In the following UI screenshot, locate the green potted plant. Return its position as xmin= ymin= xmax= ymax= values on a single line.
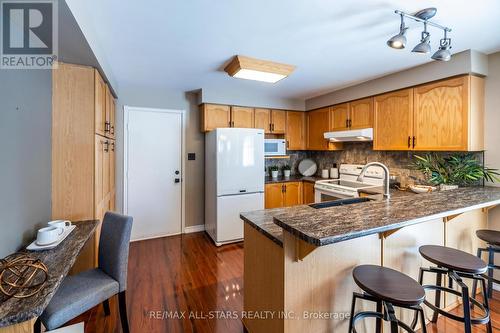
xmin=282 ymin=164 xmax=291 ymax=178
xmin=413 ymin=153 xmax=500 ymax=190
xmin=268 ymin=165 xmax=279 ymax=179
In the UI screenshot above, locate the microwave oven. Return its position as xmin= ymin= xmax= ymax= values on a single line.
xmin=264 ymin=139 xmax=286 ymax=156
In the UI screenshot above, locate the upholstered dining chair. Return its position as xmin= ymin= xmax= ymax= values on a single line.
xmin=36 ymin=212 xmax=133 ymax=333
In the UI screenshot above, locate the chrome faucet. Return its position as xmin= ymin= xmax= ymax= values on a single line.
xmin=357 ymin=162 xmax=391 ymax=199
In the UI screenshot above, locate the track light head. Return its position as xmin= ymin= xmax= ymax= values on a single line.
xmin=412 ymin=23 xmax=431 ymax=54
xmin=387 ymin=14 xmax=408 ymax=49
xmin=431 ymin=30 xmax=452 ymax=61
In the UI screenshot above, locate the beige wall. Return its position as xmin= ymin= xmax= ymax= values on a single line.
xmin=115 ymin=88 xmax=205 ymax=228
xmin=305 ymin=49 xmax=488 ymax=110
xmin=485 ymin=52 xmax=500 ymax=244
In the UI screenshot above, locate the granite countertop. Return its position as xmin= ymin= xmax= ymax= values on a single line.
xmin=272 ymin=187 xmax=500 ymax=246
xmin=0 ymin=220 xmax=98 ymax=327
xmin=265 ymin=175 xmax=325 ymax=184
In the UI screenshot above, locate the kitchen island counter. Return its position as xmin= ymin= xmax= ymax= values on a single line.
xmin=272 ymin=186 xmax=500 ymax=246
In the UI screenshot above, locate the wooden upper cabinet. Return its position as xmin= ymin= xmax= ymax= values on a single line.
xmin=254 ymin=108 xmax=271 ymax=133
xmin=200 ymin=104 xmax=231 ymax=132
xmin=373 ymin=89 xmax=414 ymax=151
xmin=104 ymin=85 xmax=116 ymax=139
xmin=265 ymin=183 xmax=284 ymax=209
xmin=413 ymin=76 xmax=470 ymax=151
xmin=307 ymin=108 xmax=342 ymax=150
xmin=350 ymin=97 xmax=373 ymax=129
xmin=286 ymin=111 xmax=306 ymax=150
xmin=271 ymin=110 xmax=286 ymax=134
xmin=330 ymin=103 xmax=350 ymax=131
xmin=94 ymin=70 xmax=106 ymax=136
xmin=231 ymin=106 xmax=254 ymax=128
xmin=283 ymin=182 xmax=302 ymax=207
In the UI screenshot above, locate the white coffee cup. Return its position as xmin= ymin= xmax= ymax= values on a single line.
xmin=36 ymin=226 xmax=64 ymax=246
xmin=48 ymin=220 xmax=72 ymax=230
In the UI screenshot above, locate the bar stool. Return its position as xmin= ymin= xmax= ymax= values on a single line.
xmin=348 ymin=265 xmax=427 ymax=333
xmin=472 ymin=229 xmax=500 ymax=298
xmin=418 ymin=245 xmax=492 ymax=333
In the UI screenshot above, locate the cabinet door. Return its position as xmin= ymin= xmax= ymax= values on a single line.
xmin=231 ymin=106 xmax=254 ymax=128
xmin=94 ymin=71 xmax=106 ymax=136
xmin=350 ymin=97 xmax=373 ymax=129
xmin=303 ymin=182 xmax=315 ymax=204
xmin=106 ymin=89 xmax=116 ymax=139
xmin=200 ymin=104 xmax=231 ymax=131
xmin=265 ymin=183 xmax=284 ymax=209
xmin=103 ymin=139 xmax=110 ymax=198
xmin=330 ymin=103 xmax=350 ymax=131
xmin=307 ymin=108 xmax=331 ymax=150
xmin=255 ymin=108 xmax=272 ymax=133
xmin=286 ymin=111 xmax=306 ymax=150
xmin=94 ymin=135 xmax=104 ymax=206
xmin=373 ymin=89 xmax=413 ymax=150
xmin=109 ymin=140 xmax=115 ymax=194
xmin=283 ymin=182 xmax=302 ymax=207
xmin=413 ymin=76 xmax=469 ymax=151
xmin=271 ymin=110 xmax=286 ymax=134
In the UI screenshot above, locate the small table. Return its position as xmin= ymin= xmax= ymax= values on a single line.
xmin=0 ymin=220 xmax=98 ymax=333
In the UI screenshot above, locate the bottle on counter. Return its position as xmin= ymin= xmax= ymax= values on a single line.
xmin=330 ymin=163 xmax=339 ymax=179
xmin=321 ymin=169 xmax=329 ymax=179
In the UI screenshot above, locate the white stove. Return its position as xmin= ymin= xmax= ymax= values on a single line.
xmin=314 ymin=164 xmax=385 ymax=202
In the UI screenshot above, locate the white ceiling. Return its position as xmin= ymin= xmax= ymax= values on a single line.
xmin=67 ymin=0 xmax=500 ymax=101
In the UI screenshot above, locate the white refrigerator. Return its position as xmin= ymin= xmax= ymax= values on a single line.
xmin=205 ymin=128 xmax=265 ymax=246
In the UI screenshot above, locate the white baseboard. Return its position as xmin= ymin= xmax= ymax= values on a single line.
xmin=493 ymin=282 xmax=500 ymax=292
xmin=184 ymin=224 xmax=205 ymax=233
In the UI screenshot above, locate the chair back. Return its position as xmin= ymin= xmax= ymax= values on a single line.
xmin=98 ymin=212 xmax=133 ymax=292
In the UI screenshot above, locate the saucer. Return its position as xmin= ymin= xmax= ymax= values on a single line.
xmin=27 ymin=225 xmax=76 ymax=251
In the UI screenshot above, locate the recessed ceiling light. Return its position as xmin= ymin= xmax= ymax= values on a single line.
xmin=224 ymin=55 xmax=295 ymax=83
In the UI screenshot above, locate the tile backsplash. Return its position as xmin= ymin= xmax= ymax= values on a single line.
xmin=265 ymin=142 xmax=484 ymax=186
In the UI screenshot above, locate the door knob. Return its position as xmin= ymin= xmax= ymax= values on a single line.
xmin=175 ymin=170 xmax=180 ymax=175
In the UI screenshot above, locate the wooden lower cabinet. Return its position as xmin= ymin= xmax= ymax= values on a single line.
xmin=302 ymin=182 xmax=315 ymax=204
xmin=265 ymin=182 xmax=303 ymax=209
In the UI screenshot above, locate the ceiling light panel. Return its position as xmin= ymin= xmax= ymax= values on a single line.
xmin=224 ymin=55 xmax=295 ymax=83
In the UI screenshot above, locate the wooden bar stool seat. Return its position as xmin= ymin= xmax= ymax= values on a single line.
xmin=420 ymin=245 xmax=487 ymax=274
xmin=417 ymin=245 xmax=492 ymax=333
xmin=477 ymin=229 xmax=500 ymax=246
xmin=349 ymin=265 xmax=427 ymax=333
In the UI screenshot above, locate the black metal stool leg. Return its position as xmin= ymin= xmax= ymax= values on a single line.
xmin=375 ymin=300 xmax=382 ymax=333
xmin=488 ymin=247 xmax=495 ymax=298
xmin=459 ymin=282 xmax=473 ymax=333
xmin=419 ymin=306 xmax=428 ymax=333
xmin=472 ymin=248 xmax=483 ymax=303
xmin=481 ymin=277 xmax=493 ymax=333
xmin=431 ymin=270 xmax=442 ymax=323
xmin=348 ymin=293 xmax=357 ymax=333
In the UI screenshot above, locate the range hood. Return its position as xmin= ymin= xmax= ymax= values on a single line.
xmin=324 ymin=128 xmax=373 ymax=142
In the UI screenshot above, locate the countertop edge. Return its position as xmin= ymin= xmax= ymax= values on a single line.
xmin=241 ymin=215 xmax=283 ymax=247
xmin=274 ymin=197 xmax=500 ymax=247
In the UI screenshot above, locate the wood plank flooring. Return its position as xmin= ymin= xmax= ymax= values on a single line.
xmin=66 ymin=232 xmax=500 ymax=332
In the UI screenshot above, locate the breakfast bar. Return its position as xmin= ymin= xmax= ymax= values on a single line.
xmin=240 ymin=187 xmax=500 ymax=333
xmin=0 ymin=220 xmax=98 ymax=333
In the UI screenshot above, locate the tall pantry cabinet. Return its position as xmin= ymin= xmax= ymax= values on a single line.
xmin=52 ymin=62 xmax=116 ymax=273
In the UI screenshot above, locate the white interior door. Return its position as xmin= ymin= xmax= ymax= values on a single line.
xmin=125 ymin=107 xmax=183 ymax=240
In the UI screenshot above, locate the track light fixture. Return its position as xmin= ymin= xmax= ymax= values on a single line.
xmin=387 ymin=14 xmax=408 ymax=49
xmin=431 ymin=30 xmax=452 ymax=61
xmin=388 ymin=8 xmax=452 ymax=61
xmin=412 ymin=22 xmax=431 ymax=54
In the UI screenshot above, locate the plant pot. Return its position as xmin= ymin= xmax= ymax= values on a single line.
xmin=283 ymin=170 xmax=291 ymax=178
xmin=439 ymin=184 xmax=459 ymax=191
xmin=271 ymin=170 xmax=279 ymax=179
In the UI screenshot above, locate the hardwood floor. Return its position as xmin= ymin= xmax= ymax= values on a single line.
xmin=66 ymin=232 xmax=500 ymax=332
